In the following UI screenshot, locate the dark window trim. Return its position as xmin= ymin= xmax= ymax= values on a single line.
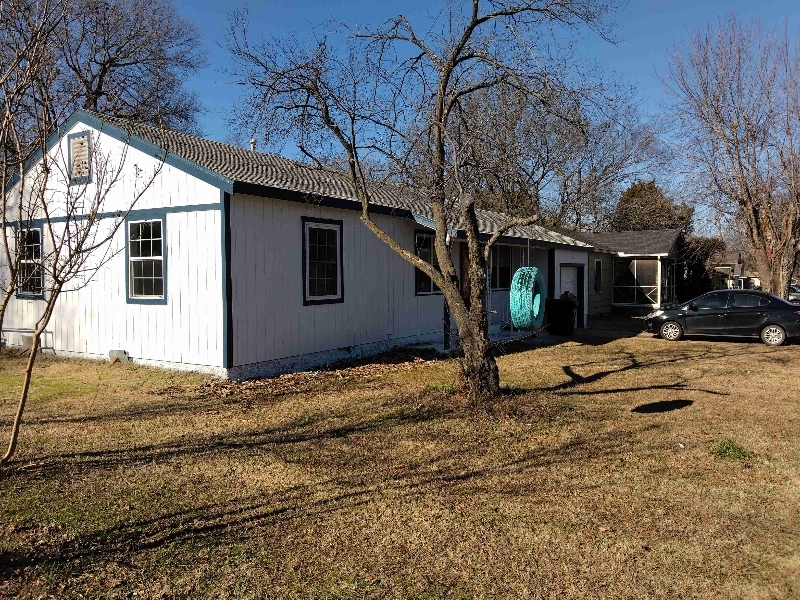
xmin=302 ymin=216 xmax=344 ymax=306
xmin=67 ymin=130 xmax=92 ymax=185
xmin=125 ymin=211 xmax=168 ymax=305
xmin=414 ymin=229 xmax=442 ymax=296
xmin=16 ymin=226 xmax=45 ymax=300
xmin=594 ymin=258 xmax=603 ymax=294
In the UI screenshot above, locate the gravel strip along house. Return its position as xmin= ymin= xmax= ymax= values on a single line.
xmin=1 ymin=110 xmax=593 ymax=378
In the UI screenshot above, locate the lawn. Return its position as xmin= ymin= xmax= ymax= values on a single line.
xmin=1 ymin=333 xmax=799 ymax=599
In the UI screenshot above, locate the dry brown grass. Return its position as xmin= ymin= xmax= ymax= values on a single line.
xmin=1 ymin=333 xmax=799 ymax=599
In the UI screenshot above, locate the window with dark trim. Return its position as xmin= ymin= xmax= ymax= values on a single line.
xmin=18 ymin=228 xmax=43 ymax=296
xmin=68 ymin=131 xmax=91 ymax=184
xmin=128 ymin=220 xmax=164 ymax=298
xmin=594 ymin=259 xmax=602 ymax=294
xmin=303 ymin=218 xmax=343 ymax=304
xmin=414 ymin=232 xmax=440 ymax=295
xmin=490 ymin=245 xmax=511 ymax=290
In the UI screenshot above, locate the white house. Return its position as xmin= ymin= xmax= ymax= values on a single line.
xmin=1 ymin=110 xmax=593 ymax=379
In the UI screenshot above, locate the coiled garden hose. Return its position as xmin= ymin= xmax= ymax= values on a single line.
xmin=510 ymin=267 xmax=545 ymax=331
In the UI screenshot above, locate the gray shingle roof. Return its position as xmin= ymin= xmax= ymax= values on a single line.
xmin=710 ymin=250 xmax=742 ymax=266
xmin=558 ymin=228 xmax=683 ymax=255
xmin=85 ymin=110 xmax=589 ymax=249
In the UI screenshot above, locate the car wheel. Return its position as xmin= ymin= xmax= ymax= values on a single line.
xmin=659 ymin=321 xmax=683 ymax=341
xmin=760 ymin=324 xmax=786 ymax=346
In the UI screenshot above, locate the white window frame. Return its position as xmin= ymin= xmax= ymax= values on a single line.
xmin=128 ymin=218 xmax=165 ymax=300
xmin=304 ymin=220 xmax=342 ymax=303
xmin=17 ymin=227 xmax=44 ymax=297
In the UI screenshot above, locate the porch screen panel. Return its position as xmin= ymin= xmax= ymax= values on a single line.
xmin=613 ymin=258 xmax=659 ymax=305
xmin=613 ymin=258 xmax=635 ymax=304
xmin=635 ymin=259 xmax=658 ymax=304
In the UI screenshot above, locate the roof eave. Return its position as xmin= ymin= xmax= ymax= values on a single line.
xmin=8 ymin=109 xmax=235 ymax=194
xmin=615 ymin=252 xmax=670 ymax=258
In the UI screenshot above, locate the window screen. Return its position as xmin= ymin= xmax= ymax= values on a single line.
xmin=18 ymin=229 xmax=43 ymax=295
xmin=594 ymin=259 xmax=602 ymax=294
xmin=415 ymin=233 xmax=440 ymax=294
xmin=307 ymin=226 xmax=339 ymax=298
xmin=129 ymin=220 xmax=164 ymax=298
xmin=303 ymin=219 xmax=342 ymax=302
xmin=491 ymin=245 xmax=511 ymax=289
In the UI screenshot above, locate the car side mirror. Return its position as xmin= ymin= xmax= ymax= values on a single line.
xmin=688 ymin=302 xmax=698 ymax=311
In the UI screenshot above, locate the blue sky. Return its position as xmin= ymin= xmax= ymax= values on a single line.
xmin=175 ymin=0 xmax=800 ymax=144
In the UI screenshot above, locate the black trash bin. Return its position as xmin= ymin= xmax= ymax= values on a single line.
xmin=546 ymin=297 xmax=578 ymax=336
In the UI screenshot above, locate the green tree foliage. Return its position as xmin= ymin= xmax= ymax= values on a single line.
xmin=609 ymin=180 xmax=693 ymax=233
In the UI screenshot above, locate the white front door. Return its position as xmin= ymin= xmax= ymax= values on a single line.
xmin=560 ymin=266 xmax=578 ymax=328
xmin=560 ymin=266 xmax=578 ymax=296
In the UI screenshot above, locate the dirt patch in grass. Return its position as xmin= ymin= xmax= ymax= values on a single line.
xmin=1 ymin=339 xmax=799 ymax=598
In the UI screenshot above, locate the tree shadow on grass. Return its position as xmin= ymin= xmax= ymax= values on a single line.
xmin=537 ymin=350 xmax=737 ymax=398
xmin=2 ymin=340 xmax=775 ymax=592
xmin=0 ymin=417 xmax=665 ymax=581
xmin=632 ymin=399 xmax=694 ymax=414
xmin=7 ymin=402 xmax=452 ymax=479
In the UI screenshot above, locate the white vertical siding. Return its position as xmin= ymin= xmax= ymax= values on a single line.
xmin=2 ymin=209 xmax=224 ymax=369
xmin=230 ymin=194 xmax=447 ymax=367
xmin=228 ymin=196 xmax=578 ymax=370
xmin=2 ymin=120 xmax=225 ymax=371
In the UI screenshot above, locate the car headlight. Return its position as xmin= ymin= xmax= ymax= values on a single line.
xmin=646 ymin=310 xmax=665 ymax=319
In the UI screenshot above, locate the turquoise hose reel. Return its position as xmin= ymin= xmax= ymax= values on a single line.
xmin=510 ymin=267 xmax=545 ymax=330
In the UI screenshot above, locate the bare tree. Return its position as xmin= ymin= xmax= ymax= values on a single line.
xmin=226 ymin=0 xmax=622 ymax=400
xmin=51 ymin=0 xmax=205 ymax=133
xmin=447 ymin=83 xmax=670 ymax=232
xmin=0 ymin=0 xmax=167 ymax=465
xmin=545 ymin=103 xmax=667 ymax=231
xmin=1 ymin=113 xmax=164 ymax=467
xmin=2 ymin=0 xmax=201 ymax=340
xmin=664 ymin=15 xmax=800 ymax=297
xmin=463 ymin=86 xmax=580 ymax=220
xmin=0 ymin=0 xmax=68 ymax=343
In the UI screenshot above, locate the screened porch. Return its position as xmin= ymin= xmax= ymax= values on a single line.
xmin=612 ymin=257 xmax=676 ymax=308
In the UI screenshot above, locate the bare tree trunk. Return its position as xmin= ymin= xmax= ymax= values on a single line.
xmin=0 ymin=292 xmax=11 ymax=344
xmin=773 ymin=247 xmax=796 ymax=297
xmin=458 ymin=319 xmax=500 ymax=400
xmin=0 ymin=325 xmax=44 ymax=467
xmin=753 ymin=244 xmax=796 ymax=297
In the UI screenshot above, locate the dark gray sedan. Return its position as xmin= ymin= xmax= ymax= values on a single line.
xmin=645 ymin=289 xmax=800 ymax=346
